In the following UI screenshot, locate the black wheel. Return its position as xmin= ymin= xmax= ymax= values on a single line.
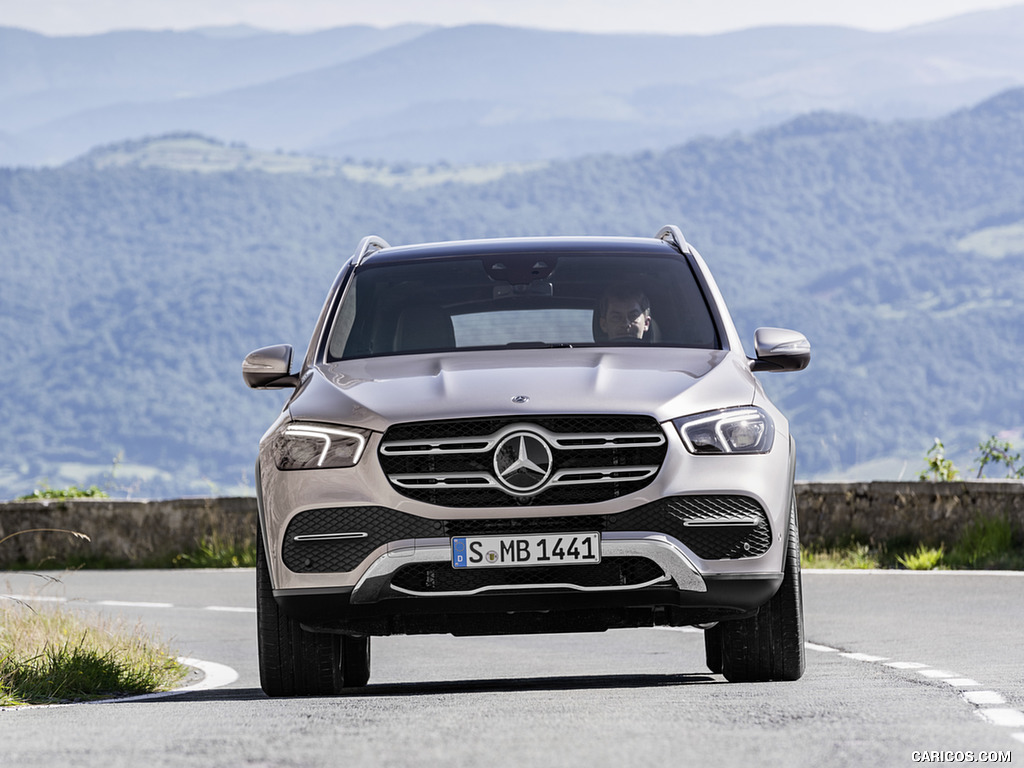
xmin=342 ymin=635 xmax=372 ymax=688
xmin=257 ymin=522 xmax=345 ymax=697
xmin=719 ymin=496 xmax=805 ymax=682
xmin=703 ymin=624 xmax=723 ymax=674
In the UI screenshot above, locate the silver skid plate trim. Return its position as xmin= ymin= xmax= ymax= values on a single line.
xmin=349 ymin=532 xmax=706 ymax=604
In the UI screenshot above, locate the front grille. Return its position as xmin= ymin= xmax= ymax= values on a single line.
xmin=280 ymin=495 xmax=771 ymax=573
xmin=379 ymin=415 xmax=668 ymax=507
xmin=390 ymin=557 xmax=666 ymax=593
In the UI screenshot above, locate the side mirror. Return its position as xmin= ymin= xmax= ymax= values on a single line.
xmin=750 ymin=328 xmax=810 ymax=372
xmin=243 ymin=344 xmax=300 ymax=389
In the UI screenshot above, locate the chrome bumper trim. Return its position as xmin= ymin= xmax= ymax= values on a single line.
xmin=293 ymin=531 xmax=368 ymax=542
xmin=350 ymin=532 xmax=706 ymax=604
xmin=390 ymin=575 xmax=670 ymax=598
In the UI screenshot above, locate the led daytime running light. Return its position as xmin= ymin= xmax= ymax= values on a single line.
xmin=675 ymin=407 xmax=774 ymax=455
xmin=282 ymin=425 xmax=367 ymax=467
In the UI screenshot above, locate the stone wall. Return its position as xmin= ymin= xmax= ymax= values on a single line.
xmin=1 ymin=482 xmax=1022 ymax=568
xmin=0 ymin=497 xmax=257 ymax=568
xmin=797 ymin=481 xmax=1024 ymax=546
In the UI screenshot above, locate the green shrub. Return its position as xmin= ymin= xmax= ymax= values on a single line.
xmin=920 ymin=434 xmax=1024 ymax=481
xmin=896 ymin=544 xmax=945 ymax=570
xmin=918 ymin=438 xmax=960 ymax=481
xmin=974 ymin=437 xmax=1024 ymax=479
xmin=17 ymin=485 xmax=109 ymax=500
xmin=947 ymin=516 xmax=1017 ymax=569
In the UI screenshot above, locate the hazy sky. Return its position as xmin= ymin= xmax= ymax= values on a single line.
xmin=2 ymin=0 xmax=1020 ymax=37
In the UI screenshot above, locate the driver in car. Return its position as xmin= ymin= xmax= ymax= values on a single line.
xmin=599 ymin=285 xmax=651 ymax=341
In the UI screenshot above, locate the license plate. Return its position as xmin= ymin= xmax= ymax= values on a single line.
xmin=452 ymin=532 xmax=601 ymax=568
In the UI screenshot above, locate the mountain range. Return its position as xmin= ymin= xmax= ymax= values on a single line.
xmin=4 ymin=5 xmax=1024 ymax=166
xmin=1 ymin=84 xmax=1023 ymax=499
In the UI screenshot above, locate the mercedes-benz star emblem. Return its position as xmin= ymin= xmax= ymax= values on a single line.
xmin=493 ymin=431 xmax=553 ymax=494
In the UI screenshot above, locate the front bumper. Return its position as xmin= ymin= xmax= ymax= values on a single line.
xmin=276 ymin=570 xmax=784 ymax=637
xmin=257 ymin=418 xmax=796 ymax=635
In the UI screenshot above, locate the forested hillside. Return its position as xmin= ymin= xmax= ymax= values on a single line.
xmin=1 ymin=89 xmax=1023 ymax=498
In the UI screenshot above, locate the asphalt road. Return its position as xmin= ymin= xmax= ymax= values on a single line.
xmin=3 ymin=568 xmax=1023 ymax=767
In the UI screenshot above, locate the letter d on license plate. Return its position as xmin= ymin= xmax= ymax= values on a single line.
xmin=451 ymin=532 xmax=600 ymax=569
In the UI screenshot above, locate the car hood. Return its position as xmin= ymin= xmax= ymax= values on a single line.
xmin=288 ymin=348 xmax=756 ymax=431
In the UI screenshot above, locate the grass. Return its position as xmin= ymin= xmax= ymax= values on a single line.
xmin=2 ymin=527 xmax=189 ymax=705
xmin=802 ymin=516 xmax=1024 ymax=571
xmin=801 ymin=542 xmax=881 ymax=569
xmin=0 ymin=597 xmax=188 ymax=706
xmin=3 ymin=532 xmax=257 ymax=571
xmin=171 ymin=533 xmax=256 ymax=568
xmin=946 ymin=516 xmax=1018 ymax=569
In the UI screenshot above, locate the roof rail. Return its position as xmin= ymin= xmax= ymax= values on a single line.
xmin=655 ymin=225 xmax=692 ymax=255
xmin=353 ymin=235 xmax=390 ymax=266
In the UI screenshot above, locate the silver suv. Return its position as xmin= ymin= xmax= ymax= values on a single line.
xmin=244 ymin=226 xmax=810 ymax=696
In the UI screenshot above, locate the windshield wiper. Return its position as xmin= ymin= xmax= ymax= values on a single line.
xmin=504 ymin=342 xmax=576 ymax=349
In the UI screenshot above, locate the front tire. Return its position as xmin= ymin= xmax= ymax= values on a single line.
xmin=257 ymin=522 xmax=351 ymax=696
xmin=719 ymin=496 xmax=805 ymax=682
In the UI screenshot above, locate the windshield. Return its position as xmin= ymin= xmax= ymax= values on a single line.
xmin=326 ymin=252 xmax=720 ymax=360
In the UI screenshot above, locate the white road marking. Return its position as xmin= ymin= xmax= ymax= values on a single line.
xmin=841 ymin=652 xmax=889 ymax=662
xmin=918 ymin=668 xmax=957 ymax=678
xmin=90 ymin=657 xmax=240 ymax=704
xmin=179 ymin=657 xmax=240 ymax=689
xmin=805 ymin=639 xmax=1024 ymax=740
xmin=651 ymin=626 xmax=701 ymax=633
xmin=2 ymin=593 xmax=252 ymax=614
xmin=804 ymin=642 xmax=838 ymax=652
xmin=204 ymin=605 xmax=257 ymax=613
xmin=976 ymin=709 xmax=1024 ymax=728
xmin=962 ymin=691 xmax=1006 ymax=706
xmin=5 ymin=658 xmax=240 ymax=709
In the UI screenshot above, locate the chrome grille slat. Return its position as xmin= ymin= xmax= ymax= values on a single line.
xmin=389 ymin=466 xmax=660 ymax=489
xmin=380 ymin=423 xmax=665 ymax=456
xmin=379 ymin=415 xmax=668 ymax=507
xmin=390 ymin=473 xmax=500 ymax=489
xmin=682 ymin=516 xmax=760 ymax=527
xmin=549 ymin=466 xmax=659 ymax=484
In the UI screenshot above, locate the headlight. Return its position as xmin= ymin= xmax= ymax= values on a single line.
xmin=674 ymin=407 xmax=775 ymax=455
xmin=269 ymin=422 xmax=370 ymax=470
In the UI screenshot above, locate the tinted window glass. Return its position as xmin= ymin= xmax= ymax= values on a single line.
xmin=326 ymin=253 xmax=719 ymax=360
